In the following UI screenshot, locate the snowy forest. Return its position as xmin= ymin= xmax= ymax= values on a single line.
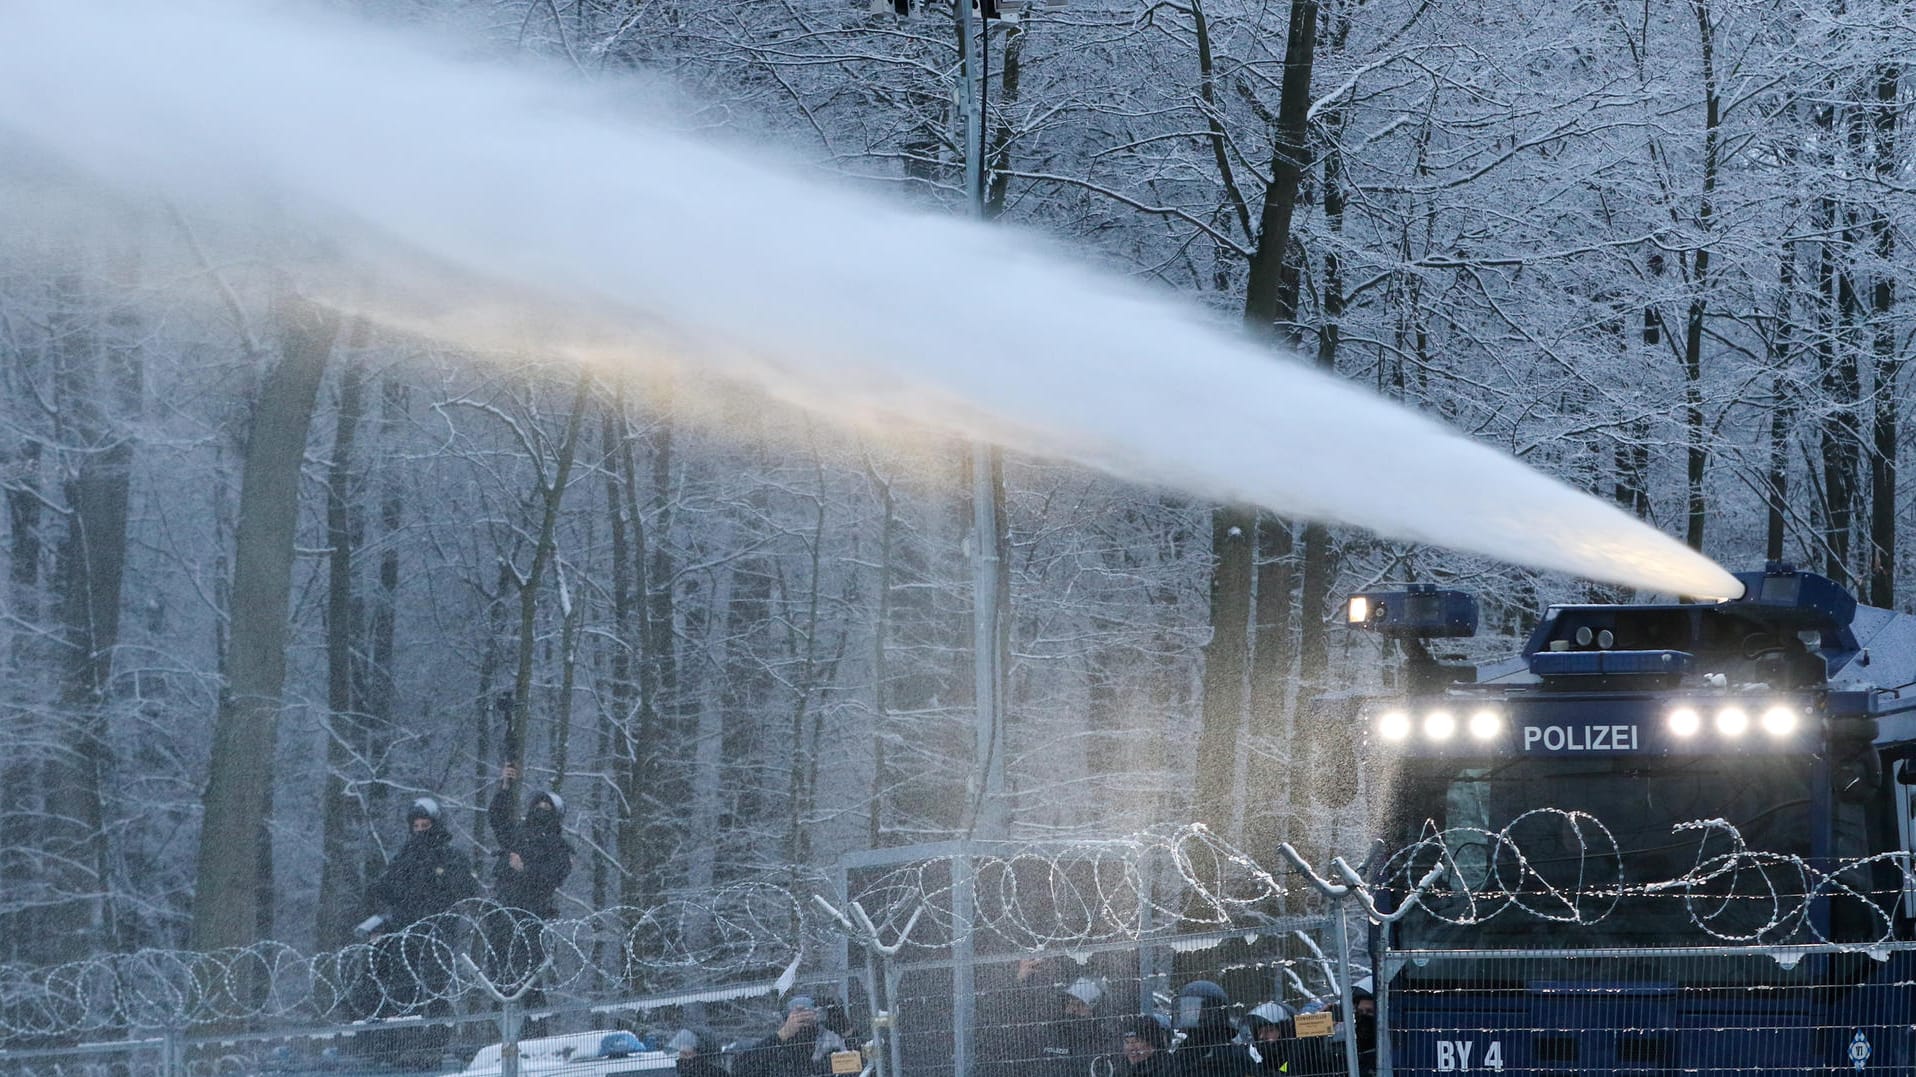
xmin=1 ymin=0 xmax=1910 ymax=973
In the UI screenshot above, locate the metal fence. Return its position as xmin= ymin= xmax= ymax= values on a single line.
xmin=0 ymin=976 xmax=844 ymax=1077
xmin=11 ymin=829 xmax=1915 ymax=1077
xmin=879 ymin=913 xmax=1365 ymax=1077
xmin=1378 ymin=942 xmax=1916 ymax=1075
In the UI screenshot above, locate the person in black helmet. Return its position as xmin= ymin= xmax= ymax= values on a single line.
xmin=1117 ymin=1014 xmax=1173 ymax=1077
xmin=364 ymin=796 xmax=476 ymax=1020
xmin=1244 ymin=1001 xmax=1339 ymax=1076
xmin=1168 ymin=981 xmax=1258 ymax=1077
xmin=484 ymin=763 xmax=573 ymax=1000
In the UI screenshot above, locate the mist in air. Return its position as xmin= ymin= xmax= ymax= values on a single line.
xmin=0 ymin=0 xmax=1742 ymax=600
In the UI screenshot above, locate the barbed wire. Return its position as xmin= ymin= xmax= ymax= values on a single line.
xmin=1375 ymin=809 xmax=1916 ymax=946
xmin=836 ymin=825 xmax=1317 ymax=953
xmin=0 ymin=827 xmax=1308 ymax=1042
xmin=0 ymin=884 xmax=812 ymax=1042
xmin=14 ymin=818 xmax=1902 ymax=1043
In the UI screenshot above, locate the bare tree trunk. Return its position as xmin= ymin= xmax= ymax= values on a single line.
xmin=598 ymin=402 xmax=636 ymax=911
xmin=46 ymin=271 xmax=141 ymax=959
xmin=1865 ymin=62 xmax=1899 ymax=607
xmin=983 ymin=18 xmax=1024 ymax=220
xmin=1194 ymin=0 xmax=1319 ymax=852
xmin=191 ymin=294 xmax=337 ymax=953
xmin=1243 ymin=515 xmax=1294 ymax=856
xmin=364 ymin=375 xmax=404 ymax=875
xmin=865 ymin=462 xmax=897 ymax=848
xmin=616 ymin=403 xmax=674 ymax=912
xmin=504 ymin=374 xmax=591 ymax=772
xmin=1766 ymin=244 xmax=1798 ymax=561
xmin=1194 ymin=509 xmax=1252 ymax=840
xmin=317 ymin=340 xmax=367 ymax=950
xmin=1680 ymin=0 xmax=1720 ymax=552
xmin=1240 ymin=0 xmax=1320 ymax=336
xmin=1816 ymin=191 xmax=1862 ymax=584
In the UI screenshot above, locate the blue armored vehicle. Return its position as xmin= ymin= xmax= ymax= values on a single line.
xmin=1350 ymin=563 xmax=1916 ymax=1075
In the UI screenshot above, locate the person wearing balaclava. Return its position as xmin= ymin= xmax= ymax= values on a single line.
xmin=731 ymin=995 xmax=848 ymax=1077
xmin=1347 ymin=981 xmax=1377 ymax=1077
xmin=364 ymin=796 xmax=476 ymax=1020
xmin=1168 ymin=980 xmax=1258 ymax=1077
xmin=484 ymin=762 xmax=573 ymax=1001
xmin=668 ymin=1028 xmax=732 ymax=1077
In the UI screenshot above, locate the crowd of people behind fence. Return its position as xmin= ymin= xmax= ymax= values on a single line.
xmin=972 ymin=958 xmax=1377 ymax=1077
xmin=643 ymin=972 xmax=1374 ymax=1077
xmin=354 ymin=772 xmax=1370 ymax=1076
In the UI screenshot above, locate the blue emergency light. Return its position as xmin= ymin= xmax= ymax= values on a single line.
xmin=1345 ymin=584 xmax=1478 ymax=639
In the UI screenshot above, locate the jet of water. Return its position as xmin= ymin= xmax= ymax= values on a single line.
xmin=0 ymin=0 xmax=1742 ymax=600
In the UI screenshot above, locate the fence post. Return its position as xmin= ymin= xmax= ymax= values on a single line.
xmin=161 ymin=1026 xmax=187 ymax=1077
xmin=883 ymin=957 xmax=906 ymax=1077
xmin=1374 ymin=939 xmax=1396 ymax=1077
xmin=950 ymin=852 xmax=974 ymax=1077
xmin=1334 ymin=904 xmax=1360 ymax=1077
xmin=811 ymin=894 xmax=923 ymax=1077
xmin=1135 ymin=848 xmax=1157 ymax=1015
xmin=498 ymin=998 xmax=523 ymax=1077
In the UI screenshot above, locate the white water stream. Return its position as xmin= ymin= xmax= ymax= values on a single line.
xmin=0 ymin=0 xmax=1741 ymax=599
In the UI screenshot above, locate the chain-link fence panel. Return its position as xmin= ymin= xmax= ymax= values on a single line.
xmin=1381 ymin=942 xmax=1916 ymax=1075
xmin=0 ymin=1038 xmax=170 ymax=1077
xmin=887 ymin=915 xmax=1365 ymax=1077
xmin=525 ymin=973 xmax=866 ymax=1070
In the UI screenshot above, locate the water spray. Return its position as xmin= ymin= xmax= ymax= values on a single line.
xmin=0 ymin=0 xmax=1743 ymax=599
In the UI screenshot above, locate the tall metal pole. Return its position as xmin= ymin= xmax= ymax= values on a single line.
xmin=957 ymin=0 xmax=1007 ymax=841
xmin=957 ymin=0 xmax=985 ymax=216
xmin=955 ymin=12 xmax=1006 ymax=1077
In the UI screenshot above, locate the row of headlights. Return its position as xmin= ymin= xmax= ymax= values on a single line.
xmin=1373 ymin=703 xmax=1806 ymax=743
xmin=1665 ymin=704 xmax=1801 ymax=738
xmin=1374 ymin=709 xmax=1503 ymax=743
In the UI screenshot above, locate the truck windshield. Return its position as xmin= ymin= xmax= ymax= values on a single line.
xmin=1382 ymin=754 xmax=1816 ymax=950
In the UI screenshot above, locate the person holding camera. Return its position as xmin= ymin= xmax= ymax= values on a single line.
xmin=484 ymin=762 xmax=572 ymax=1000
xmin=730 ymin=996 xmax=850 ymax=1077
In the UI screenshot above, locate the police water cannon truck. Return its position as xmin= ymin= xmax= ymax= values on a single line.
xmin=1346 ymin=563 xmax=1916 ymax=1074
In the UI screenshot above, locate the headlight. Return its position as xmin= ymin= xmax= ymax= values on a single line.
xmin=1715 ymin=706 xmax=1750 ymax=737
xmin=1347 ymin=596 xmax=1371 ymax=624
xmin=1377 ymin=711 xmax=1411 ymax=741
xmin=1423 ymin=710 xmax=1457 ymax=741
xmin=1668 ymin=707 xmax=1701 ymax=737
xmin=1760 ymin=705 xmax=1798 ymax=737
xmin=1467 ymin=709 xmax=1502 ymax=741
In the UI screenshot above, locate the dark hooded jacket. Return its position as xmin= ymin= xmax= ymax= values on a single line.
xmin=487 ymin=786 xmax=572 ymax=916
xmin=368 ymin=824 xmax=476 ymax=928
xmin=1119 ymin=1015 xmax=1174 ymax=1077
xmin=671 ymin=1028 xmax=733 ymax=1077
xmin=1169 ymin=1016 xmax=1259 ymax=1077
xmin=1032 ymin=1005 xmax=1110 ymax=1077
xmin=728 ymin=1026 xmax=843 ymax=1077
xmin=1251 ymin=1023 xmax=1342 ymax=1076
